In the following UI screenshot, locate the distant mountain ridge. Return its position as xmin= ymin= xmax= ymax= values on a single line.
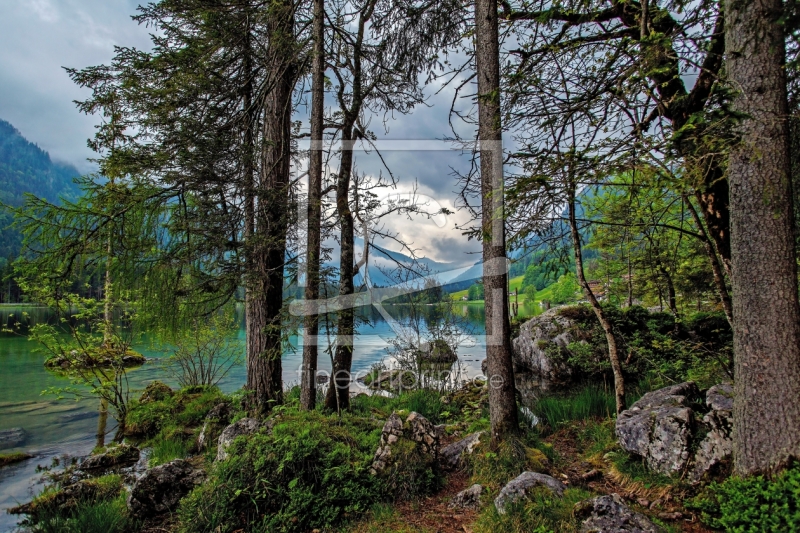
xmin=0 ymin=119 xmax=81 ymax=264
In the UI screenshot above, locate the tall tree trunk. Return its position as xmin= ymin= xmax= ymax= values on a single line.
xmin=567 ymin=183 xmax=626 ymax=414
xmin=726 ymin=0 xmax=800 ymax=475
xmin=323 ymin=0 xmax=374 ymax=412
xmin=474 ymin=0 xmax=519 ymax=442
xmin=246 ymin=0 xmax=296 ymax=413
xmin=325 ymin=130 xmax=355 ymax=412
xmin=301 ymin=0 xmax=325 ymax=410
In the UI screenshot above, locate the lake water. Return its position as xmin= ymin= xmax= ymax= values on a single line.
xmin=0 ymin=302 xmax=540 ymax=531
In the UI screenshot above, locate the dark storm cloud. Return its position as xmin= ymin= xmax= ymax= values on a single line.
xmin=0 ymin=0 xmax=151 ymax=171
xmin=0 ymin=1 xmax=483 ymax=261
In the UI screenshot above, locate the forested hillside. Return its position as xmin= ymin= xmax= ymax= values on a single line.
xmin=0 ymin=119 xmax=80 ymax=270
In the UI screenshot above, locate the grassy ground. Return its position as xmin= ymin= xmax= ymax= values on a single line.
xmin=0 ymin=452 xmax=33 ymax=467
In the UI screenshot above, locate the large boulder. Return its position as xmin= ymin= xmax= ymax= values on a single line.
xmin=615 ymin=382 xmax=699 ymax=475
xmin=615 ymin=382 xmax=734 ymax=480
xmin=449 ymin=483 xmax=483 ymax=509
xmin=576 ymin=494 xmax=663 ymax=533
xmin=439 ymin=431 xmax=484 ymax=470
xmin=511 ymin=308 xmax=577 ymax=383
xmin=127 ymin=459 xmax=205 ymax=517
xmin=216 ymin=418 xmax=269 ymax=461
xmin=689 ymin=383 xmax=733 ymax=481
xmin=494 ymin=472 xmax=566 ymax=515
xmin=80 ymin=444 xmax=140 ymax=471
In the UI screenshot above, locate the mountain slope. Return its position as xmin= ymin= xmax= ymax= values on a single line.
xmin=0 ymin=119 xmax=81 ymax=263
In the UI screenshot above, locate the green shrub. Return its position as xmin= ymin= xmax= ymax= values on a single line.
xmin=534 ymin=386 xmax=616 ymax=430
xmin=177 ymin=410 xmax=384 ymax=533
xmin=473 ymin=487 xmax=593 ymax=533
xmin=687 ymin=464 xmax=800 ymax=532
xmin=469 ymin=435 xmax=552 ymax=491
xmin=125 ymin=385 xmax=228 ymax=438
xmin=24 ymin=490 xmax=134 ymax=533
xmin=148 ymin=429 xmax=192 ymax=466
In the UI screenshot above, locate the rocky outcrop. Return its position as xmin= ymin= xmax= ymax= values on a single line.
xmin=370 ymin=411 xmax=441 ymax=474
xmin=616 ymin=382 xmax=734 ymax=480
xmin=439 ymin=431 xmax=484 ymax=470
xmin=449 ymin=484 xmax=482 ymax=509
xmin=127 ymin=459 xmax=205 ymax=517
xmin=197 ymin=402 xmax=234 ymax=451
xmin=494 ymin=472 xmax=566 ymax=515
xmin=576 ymin=494 xmax=663 ymax=533
xmin=0 ymin=427 xmax=27 ymax=450
xmin=511 ymin=308 xmax=577 ymax=383
xmin=216 ymin=418 xmax=270 ymax=461
xmin=416 ymin=340 xmax=457 ymax=364
xmin=689 ymin=383 xmax=733 ymax=481
xmin=80 ymin=444 xmax=140 ymax=471
xmin=615 ymin=382 xmax=698 ymax=475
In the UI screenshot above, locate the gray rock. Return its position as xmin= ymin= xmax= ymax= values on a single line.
xmin=81 ymin=444 xmax=140 ymax=470
xmin=706 ymin=383 xmax=733 ymax=412
xmin=197 ymin=403 xmax=234 ymax=451
xmin=689 ymin=384 xmax=733 ymax=481
xmin=511 ymin=308 xmax=576 ymax=382
xmin=127 ymin=459 xmax=205 ymax=517
xmin=577 ymin=494 xmax=663 ymax=533
xmin=615 ymin=382 xmax=699 ymax=475
xmin=370 ymin=412 xmax=440 ymax=474
xmin=449 ymin=483 xmax=482 ymax=509
xmin=0 ymin=427 xmax=27 ymax=450
xmin=494 ymin=472 xmax=566 ymax=514
xmin=216 ymin=418 xmax=268 ymax=461
xmin=439 ymin=431 xmax=484 ymax=470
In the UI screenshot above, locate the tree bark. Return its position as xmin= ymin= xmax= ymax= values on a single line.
xmin=726 ymin=0 xmax=800 ymax=475
xmin=475 ymin=0 xmax=519 ymax=442
xmin=301 ymin=0 xmax=325 ymax=411
xmin=323 ymin=0 xmax=375 ymax=412
xmin=567 ymin=182 xmax=626 ymax=414
xmin=246 ymin=0 xmax=296 ymax=413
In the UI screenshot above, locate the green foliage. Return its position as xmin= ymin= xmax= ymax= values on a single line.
xmin=524 ymin=284 xmax=537 ymax=302
xmin=469 ymin=435 xmax=552 ymax=491
xmin=547 ymin=273 xmax=580 ymax=305
xmin=159 ymin=311 xmax=243 ymax=388
xmin=687 ymin=464 xmax=800 ymax=532
xmin=125 ymin=385 xmax=228 ymax=438
xmin=351 ymin=388 xmax=448 ymax=424
xmin=177 ymin=410 xmax=383 ymax=533
xmin=467 ymin=282 xmax=484 ymax=301
xmin=534 ymin=386 xmax=616 ymax=430
xmin=473 ymin=487 xmax=593 ymax=533
xmin=25 ymin=493 xmax=134 ymax=533
xmin=554 ymin=304 xmax=731 ymax=387
xmin=148 ymin=431 xmax=192 ymax=467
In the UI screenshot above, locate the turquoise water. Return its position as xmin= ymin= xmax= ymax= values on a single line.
xmin=0 ymin=302 xmax=510 ymax=530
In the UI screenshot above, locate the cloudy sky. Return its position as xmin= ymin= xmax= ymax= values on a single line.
xmin=0 ymin=0 xmax=484 ymax=268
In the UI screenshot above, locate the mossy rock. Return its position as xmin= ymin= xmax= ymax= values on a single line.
xmin=414 ymin=339 xmax=457 ymax=364
xmin=44 ymin=346 xmax=145 ymax=370
xmin=140 ymin=381 xmax=174 ymax=404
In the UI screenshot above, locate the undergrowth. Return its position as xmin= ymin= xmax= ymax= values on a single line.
xmin=687 ymin=463 xmax=800 ymax=532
